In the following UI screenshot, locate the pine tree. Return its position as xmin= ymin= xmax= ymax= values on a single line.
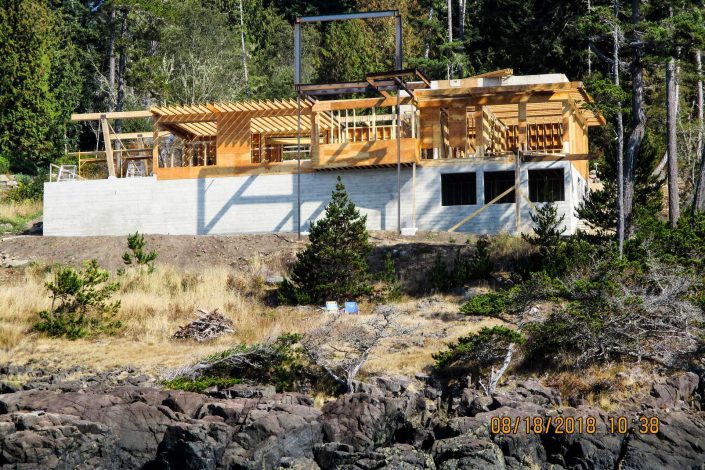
xmin=0 ymin=0 xmax=57 ymax=173
xmin=522 ymin=202 xmax=565 ymax=257
xmin=279 ymin=176 xmax=372 ymax=304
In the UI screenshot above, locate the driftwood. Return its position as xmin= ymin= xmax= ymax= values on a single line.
xmin=173 ymin=308 xmax=234 ymax=342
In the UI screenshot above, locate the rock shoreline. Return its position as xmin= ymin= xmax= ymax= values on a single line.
xmin=0 ymin=366 xmax=704 ymax=469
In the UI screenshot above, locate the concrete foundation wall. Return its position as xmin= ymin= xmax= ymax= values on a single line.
xmin=44 ymin=161 xmax=585 ymax=236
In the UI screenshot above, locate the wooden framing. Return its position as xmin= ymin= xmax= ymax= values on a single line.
xmin=68 ymin=72 xmax=604 ymax=181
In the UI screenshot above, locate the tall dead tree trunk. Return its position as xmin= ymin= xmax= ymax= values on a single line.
xmin=588 ymin=0 xmax=592 ymax=75
xmin=424 ymin=7 xmax=433 ymax=59
xmin=238 ymin=0 xmax=249 ymax=97
xmin=613 ymin=0 xmax=625 ymax=255
xmin=447 ymin=0 xmax=453 ymax=80
xmin=624 ymin=0 xmax=646 ymax=235
xmin=666 ymin=58 xmax=680 ymax=226
xmin=458 ymin=0 xmax=466 ymax=40
xmin=108 ymin=7 xmax=116 ymax=95
xmin=694 ymin=50 xmax=705 ymax=213
xmin=115 ymin=9 xmax=128 ymax=134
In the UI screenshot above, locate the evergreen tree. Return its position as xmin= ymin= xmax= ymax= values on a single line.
xmin=0 ymin=0 xmax=60 ymax=172
xmin=279 ymin=176 xmax=372 ymax=304
xmin=523 ymin=202 xmax=565 ymax=257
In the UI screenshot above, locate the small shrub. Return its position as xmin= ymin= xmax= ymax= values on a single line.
xmin=377 ymin=252 xmax=402 ymax=301
xmin=278 ymin=177 xmax=373 ymax=304
xmin=0 ymin=156 xmax=9 ymax=174
xmin=162 ymin=376 xmax=242 ymax=393
xmin=522 ymin=202 xmax=565 ymax=257
xmin=429 ymin=252 xmax=450 ymax=292
xmin=467 ymin=237 xmax=494 ymax=279
xmin=433 ymin=326 xmax=524 ymax=391
xmin=430 ymin=238 xmax=494 ymax=294
xmin=34 ymin=259 xmax=122 ymax=339
xmin=460 ymin=291 xmax=508 ymax=317
xmin=180 ymin=333 xmax=309 ymax=392
xmin=122 ymin=232 xmax=157 ymax=272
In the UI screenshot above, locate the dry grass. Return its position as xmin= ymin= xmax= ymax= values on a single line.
xmin=0 ymin=199 xmax=42 ymax=231
xmin=0 ymin=257 xmax=491 ymax=379
xmin=364 ymin=295 xmax=505 ymax=376
xmin=0 ymin=259 xmax=314 ymax=373
xmin=545 ymin=363 xmax=653 ymax=411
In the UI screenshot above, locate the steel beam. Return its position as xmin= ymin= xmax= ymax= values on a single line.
xmin=296 ymin=10 xmax=398 ymax=23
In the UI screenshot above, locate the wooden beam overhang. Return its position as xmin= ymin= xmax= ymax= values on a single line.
xmin=521 ymin=152 xmax=598 ymax=162
xmin=71 ymin=110 xmax=152 ymax=121
xmin=470 ymin=68 xmax=513 ymax=79
xmin=110 ymin=131 xmax=170 ymax=141
xmin=311 ymin=96 xmax=414 ymax=112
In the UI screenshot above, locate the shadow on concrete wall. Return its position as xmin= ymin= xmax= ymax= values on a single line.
xmin=196 ymin=167 xmax=339 ymax=235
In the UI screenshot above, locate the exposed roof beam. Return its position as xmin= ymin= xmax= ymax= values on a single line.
xmin=71 ymin=110 xmax=152 ymax=121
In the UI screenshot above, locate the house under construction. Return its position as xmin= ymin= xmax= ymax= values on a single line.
xmin=45 ymin=64 xmax=604 ymax=237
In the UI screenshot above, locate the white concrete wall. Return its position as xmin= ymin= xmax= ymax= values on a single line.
xmin=44 ymin=161 xmax=584 ymax=236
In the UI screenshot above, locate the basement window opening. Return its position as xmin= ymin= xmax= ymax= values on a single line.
xmin=528 ymin=169 xmax=565 ymax=202
xmin=441 ymin=172 xmax=477 ymax=206
xmin=484 ymin=171 xmax=516 ymax=204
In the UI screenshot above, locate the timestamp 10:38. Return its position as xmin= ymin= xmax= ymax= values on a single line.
xmin=490 ymin=415 xmax=660 ymax=435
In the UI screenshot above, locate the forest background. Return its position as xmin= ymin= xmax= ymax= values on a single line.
xmin=1 ymin=0 xmax=705 ymax=231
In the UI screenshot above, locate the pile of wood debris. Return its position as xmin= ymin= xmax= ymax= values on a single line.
xmin=173 ymin=308 xmax=234 ymax=342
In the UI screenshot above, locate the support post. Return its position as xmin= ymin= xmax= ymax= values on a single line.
xmin=412 ymin=162 xmax=417 ymax=228
xmin=474 ymin=106 xmax=484 ymax=157
xmin=152 ymin=119 xmax=160 ymax=176
xmin=395 ymin=14 xmax=403 ymax=70
xmin=396 ymin=86 xmax=402 ymax=234
xmin=294 ymin=22 xmax=301 ymax=86
xmin=518 ymin=102 xmax=527 ymax=151
xmin=562 ymin=100 xmax=571 ymax=154
xmin=101 ymin=116 xmax=116 ymax=178
xmin=297 ymin=93 xmax=302 ymax=240
xmin=515 ymin=151 xmax=521 ymax=233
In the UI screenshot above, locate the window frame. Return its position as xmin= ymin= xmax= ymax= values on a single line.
xmin=441 ymin=172 xmax=477 ymax=206
xmin=528 ymin=168 xmax=565 ymax=203
xmin=483 ymin=170 xmax=516 ymax=204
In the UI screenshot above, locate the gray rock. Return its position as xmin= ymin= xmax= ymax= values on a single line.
xmin=0 ymin=381 xmax=20 ymax=394
xmin=320 ymin=390 xmax=431 ymax=452
xmin=3 ymin=258 xmax=29 ymax=268
xmin=216 ymin=384 xmax=276 ymax=399
xmin=265 ymin=275 xmax=285 ymax=285
xmin=432 ymin=435 xmax=506 ymax=470
xmin=0 ymin=411 xmax=120 ymax=469
xmin=619 ymin=411 xmax=705 ymax=470
xmin=151 ymin=421 xmax=233 ymax=470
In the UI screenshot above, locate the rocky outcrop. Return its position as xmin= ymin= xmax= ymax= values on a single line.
xmin=1 ymin=370 xmax=705 ymax=469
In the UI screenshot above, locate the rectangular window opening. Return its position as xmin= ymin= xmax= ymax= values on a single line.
xmin=441 ymin=172 xmax=477 ymax=206
xmin=528 ymin=169 xmax=565 ymax=202
xmin=484 ymin=171 xmax=515 ymax=204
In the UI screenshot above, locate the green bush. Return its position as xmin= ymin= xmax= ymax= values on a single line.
xmin=162 ymin=376 xmax=242 ymax=392
xmin=628 ymin=213 xmax=705 ymax=270
xmin=377 ymin=252 xmax=402 ymax=301
xmin=429 ymin=252 xmax=450 ymax=292
xmin=34 ymin=259 xmax=122 ymax=339
xmin=0 ymin=156 xmax=9 ymax=174
xmin=189 ymin=333 xmax=309 ymax=392
xmin=5 ymin=173 xmax=45 ymax=202
xmin=278 ymin=177 xmax=373 ymax=304
xmin=522 ymin=252 xmax=702 ymax=368
xmin=433 ymin=326 xmax=524 ymax=377
xmin=122 ymin=232 xmax=158 ymax=272
xmin=428 ymin=238 xmax=495 ymax=294
xmin=467 ymin=237 xmax=494 ymax=279
xmin=459 ymin=291 xmax=508 ymax=317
